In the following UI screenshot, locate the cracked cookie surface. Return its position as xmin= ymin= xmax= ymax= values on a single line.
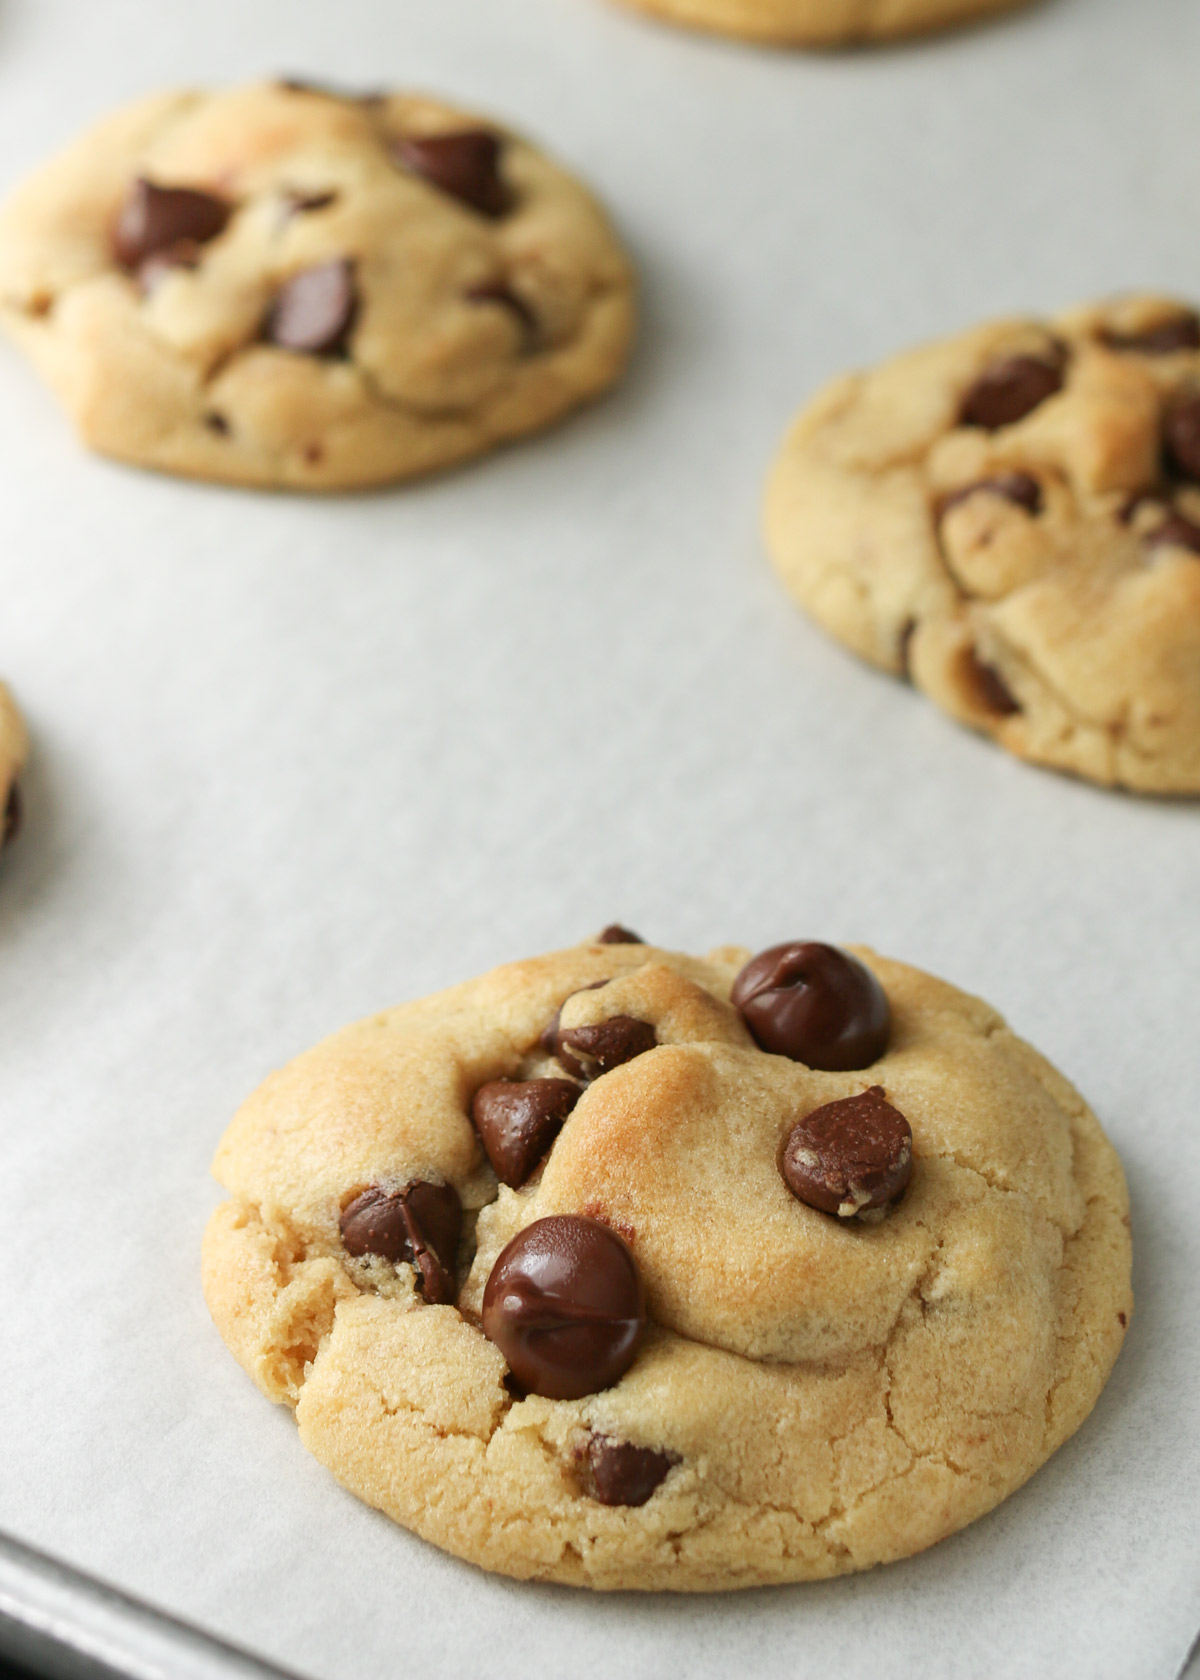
xmin=202 ymin=936 xmax=1130 ymax=1590
xmin=764 ymin=295 xmax=1200 ymax=793
xmin=608 ymin=0 xmax=1030 ymax=47
xmin=0 ymin=82 xmax=634 ymax=489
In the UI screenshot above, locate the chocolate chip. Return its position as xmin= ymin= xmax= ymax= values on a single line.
xmin=556 ymin=1016 xmax=657 ymax=1082
xmin=782 ymin=1086 xmax=912 ymax=1218
xmin=481 ymin=1215 xmax=645 ymax=1400
xmin=597 ymin=925 xmax=644 ymax=945
xmin=465 ymin=280 xmax=536 ymax=344
xmin=471 ymin=1078 xmax=580 ymax=1188
xmin=587 ymin=1436 xmax=677 ymax=1506
xmin=959 ymin=355 xmax=1063 ymax=431
xmin=732 ymin=943 xmax=890 ymax=1072
xmin=2 ymin=781 xmax=21 ymax=849
xmin=538 ymin=980 xmax=608 ymax=1055
xmin=965 ymin=648 xmax=1022 ymax=715
xmin=394 ymin=131 xmax=511 ymax=218
xmin=265 ymin=260 xmax=357 ymax=356
xmin=1102 ymin=313 xmax=1200 ymax=355
xmin=939 ymin=470 xmax=1043 ymax=520
xmin=1146 ymin=512 xmax=1200 ymax=555
xmin=112 ymin=178 xmax=231 ymax=270
xmin=1164 ymin=395 xmax=1200 ymax=483
xmin=340 ymin=1180 xmax=462 ymax=1303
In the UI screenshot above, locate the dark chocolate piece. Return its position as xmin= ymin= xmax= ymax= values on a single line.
xmin=732 ymin=943 xmax=890 ymax=1072
xmin=471 ymin=1078 xmax=580 ymax=1187
xmin=587 ymin=1435 xmax=677 ymax=1506
xmin=959 ymin=355 xmax=1063 ymax=431
xmin=112 ymin=178 xmax=230 ymax=270
xmin=265 ymin=260 xmax=357 ymax=355
xmin=781 ymin=1086 xmax=912 ymax=1218
xmin=395 ymin=131 xmax=511 ymax=218
xmin=340 ymin=1180 xmax=462 ymax=1303
xmin=556 ymin=1016 xmax=657 ymax=1082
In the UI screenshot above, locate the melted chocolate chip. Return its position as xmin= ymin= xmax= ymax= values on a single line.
xmin=597 ymin=925 xmax=644 ymax=945
xmin=2 ymin=781 xmax=21 ymax=848
xmin=732 ymin=943 xmax=890 ymax=1072
xmin=587 ymin=1435 xmax=677 ymax=1506
xmin=959 ymin=355 xmax=1063 ymax=431
xmin=782 ymin=1086 xmax=912 ymax=1218
xmin=472 ymin=1078 xmax=580 ymax=1188
xmin=481 ymin=1215 xmax=644 ymax=1400
xmin=266 ymin=260 xmax=357 ymax=355
xmin=1164 ymin=395 xmax=1200 ymax=483
xmin=112 ymin=178 xmax=231 ymax=271
xmin=394 ymin=131 xmax=511 ymax=218
xmin=1146 ymin=512 xmax=1200 ymax=555
xmin=465 ymin=280 xmax=536 ymax=342
xmin=1102 ymin=313 xmax=1200 ymax=355
xmin=939 ymin=470 xmax=1043 ymax=520
xmin=538 ymin=980 xmax=608 ymax=1055
xmin=965 ymin=649 xmax=1022 ymax=716
xmin=556 ymin=1016 xmax=657 ymax=1082
xmin=340 ymin=1180 xmax=461 ymax=1303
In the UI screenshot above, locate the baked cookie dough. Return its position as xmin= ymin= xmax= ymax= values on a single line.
xmin=0 ymin=81 xmax=634 ymax=490
xmin=0 ymin=683 xmax=28 ymax=854
xmin=764 ymin=296 xmax=1200 ymax=792
xmin=203 ymin=931 xmax=1131 ymax=1590
xmin=608 ymin=0 xmax=1030 ymax=47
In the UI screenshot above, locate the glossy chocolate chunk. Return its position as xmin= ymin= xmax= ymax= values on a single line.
xmin=472 ymin=1078 xmax=580 ymax=1187
xmin=556 ymin=1016 xmax=657 ymax=1082
xmin=1102 ymin=313 xmax=1200 ymax=355
xmin=596 ymin=924 xmax=645 ymax=945
xmin=395 ymin=130 xmax=511 ymax=218
xmin=112 ymin=178 xmax=231 ymax=270
xmin=266 ymin=260 xmax=357 ymax=355
xmin=1164 ymin=395 xmax=1200 ymax=483
xmin=782 ymin=1086 xmax=912 ymax=1218
xmin=587 ymin=1435 xmax=677 ymax=1507
xmin=732 ymin=943 xmax=889 ymax=1072
xmin=959 ymin=354 xmax=1063 ymax=431
xmin=483 ymin=1216 xmax=645 ymax=1400
xmin=966 ymin=649 xmax=1022 ymax=716
xmin=1146 ymin=512 xmax=1200 ymax=555
xmin=339 ymin=1179 xmax=461 ymax=1303
xmin=939 ymin=470 xmax=1043 ymax=519
xmin=2 ymin=781 xmax=21 ymax=848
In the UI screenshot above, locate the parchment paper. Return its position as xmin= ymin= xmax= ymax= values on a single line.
xmin=1 ymin=0 xmax=1197 ymax=1675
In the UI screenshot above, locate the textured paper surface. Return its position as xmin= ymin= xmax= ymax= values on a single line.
xmin=0 ymin=0 xmax=1198 ymax=1676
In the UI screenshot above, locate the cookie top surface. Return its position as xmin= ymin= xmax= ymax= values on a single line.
xmin=0 ymin=82 xmax=634 ymax=489
xmin=203 ymin=935 xmax=1130 ymax=1591
xmin=764 ymin=295 xmax=1200 ymax=793
xmin=609 ymin=0 xmax=1030 ymax=45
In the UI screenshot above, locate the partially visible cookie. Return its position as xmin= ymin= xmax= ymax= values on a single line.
xmin=0 ymin=82 xmax=634 ymax=490
xmin=764 ymin=295 xmax=1200 ymax=792
xmin=607 ymin=0 xmax=1031 ymax=47
xmin=0 ymin=682 xmax=28 ymax=853
xmin=203 ymin=932 xmax=1131 ymax=1590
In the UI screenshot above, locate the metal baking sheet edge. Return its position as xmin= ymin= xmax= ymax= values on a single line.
xmin=0 ymin=1533 xmax=307 ymax=1680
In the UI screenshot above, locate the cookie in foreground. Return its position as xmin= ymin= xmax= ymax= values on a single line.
xmin=203 ymin=931 xmax=1131 ymax=1589
xmin=0 ymin=682 xmax=28 ymax=857
xmin=0 ymin=81 xmax=634 ymax=490
xmin=764 ymin=295 xmax=1200 ymax=793
xmin=606 ymin=0 xmax=1032 ymax=46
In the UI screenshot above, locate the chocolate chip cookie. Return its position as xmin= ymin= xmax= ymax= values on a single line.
xmin=608 ymin=0 xmax=1030 ymax=46
xmin=0 ymin=683 xmax=28 ymax=855
xmin=203 ymin=933 xmax=1131 ymax=1589
xmin=0 ymin=82 xmax=634 ymax=489
xmin=764 ymin=296 xmax=1200 ymax=792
